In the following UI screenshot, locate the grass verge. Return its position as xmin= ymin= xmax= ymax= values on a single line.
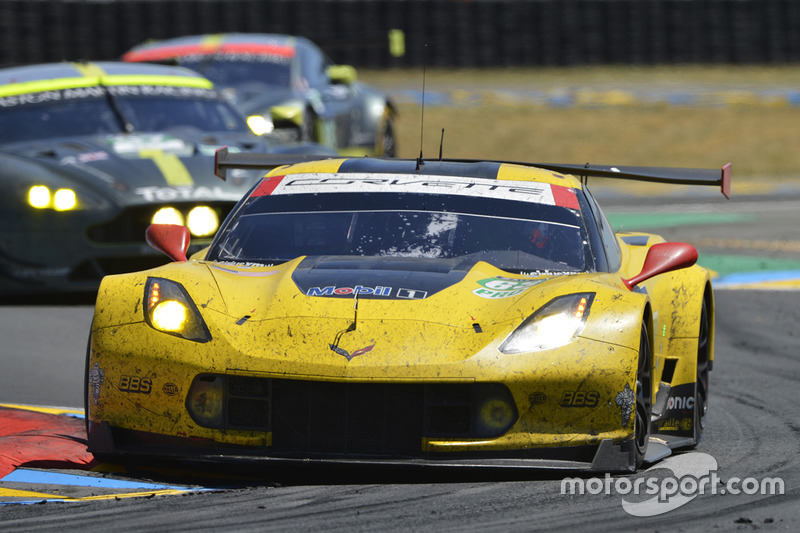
xmin=361 ymin=67 xmax=800 ymax=178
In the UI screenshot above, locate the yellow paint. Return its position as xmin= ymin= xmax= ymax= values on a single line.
xmin=497 ymin=163 xmax=582 ymax=186
xmin=73 ymin=62 xmax=107 ymax=79
xmin=86 ymin=158 xmax=714 ymax=460
xmin=139 ymin=149 xmax=193 ymax=186
xmin=0 ymin=78 xmax=98 ymax=97
xmin=0 ymin=70 xmax=212 ymax=99
xmin=721 ymin=279 xmax=800 ymax=291
xmin=100 ymin=75 xmax=212 ymax=89
xmin=200 ymin=34 xmax=225 ymax=50
xmin=0 ymin=403 xmax=82 ymax=416
xmin=63 ymin=489 xmax=193 ymax=501
xmin=0 ymin=488 xmax=66 ymax=499
xmin=388 ymin=29 xmax=405 ymax=58
xmin=265 ymin=158 xmax=345 ymax=176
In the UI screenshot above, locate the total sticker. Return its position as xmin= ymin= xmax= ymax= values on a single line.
xmin=472 ymin=276 xmax=543 ymax=299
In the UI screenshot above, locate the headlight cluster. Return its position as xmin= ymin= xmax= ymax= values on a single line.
xmin=28 ymin=185 xmax=78 ymax=211
xmin=144 ymin=277 xmax=211 ymax=343
xmin=499 ymin=293 xmax=595 ymax=353
xmin=246 ymin=115 xmax=273 ymax=135
xmin=151 ymin=206 xmax=219 ymax=237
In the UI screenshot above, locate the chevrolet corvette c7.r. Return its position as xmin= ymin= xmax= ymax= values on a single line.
xmin=85 ymin=152 xmax=730 ymax=472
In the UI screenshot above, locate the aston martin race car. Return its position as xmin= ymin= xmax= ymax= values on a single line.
xmin=85 ymin=152 xmax=731 ymax=472
xmin=123 ymin=33 xmax=397 ymax=157
xmin=0 ymin=61 xmax=333 ymax=296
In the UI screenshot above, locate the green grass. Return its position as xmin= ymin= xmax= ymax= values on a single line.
xmin=360 ymin=66 xmax=800 ymax=178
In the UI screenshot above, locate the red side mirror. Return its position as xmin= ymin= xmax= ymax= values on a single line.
xmin=622 ymin=242 xmax=698 ymax=290
xmin=146 ymin=224 xmax=190 ymax=262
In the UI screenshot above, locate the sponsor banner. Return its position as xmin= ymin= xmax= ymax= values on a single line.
xmin=250 ymin=173 xmax=578 ymax=207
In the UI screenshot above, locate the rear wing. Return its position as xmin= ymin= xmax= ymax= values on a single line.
xmin=451 ymin=160 xmax=733 ymax=199
xmin=214 ymin=147 xmax=336 ymax=181
xmin=214 ymin=147 xmax=732 ymax=198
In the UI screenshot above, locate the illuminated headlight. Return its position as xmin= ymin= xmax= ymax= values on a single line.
xmin=144 ymin=277 xmax=211 ymax=343
xmin=28 ymin=186 xmax=79 ymax=210
xmin=53 ymin=188 xmax=77 ymax=211
xmin=151 ymin=300 xmax=187 ymax=332
xmin=247 ymin=115 xmax=273 ymax=135
xmin=152 ymin=207 xmax=184 ymax=226
xmin=186 ymin=206 xmax=219 ymax=237
xmin=187 ymin=375 xmax=224 ymax=427
xmin=499 ymin=293 xmax=595 ymax=353
xmin=28 ymin=186 xmax=51 ymax=208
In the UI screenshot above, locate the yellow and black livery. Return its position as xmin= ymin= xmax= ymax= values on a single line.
xmin=86 ymin=153 xmax=730 ymax=472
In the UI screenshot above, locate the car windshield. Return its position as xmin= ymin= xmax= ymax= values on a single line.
xmin=0 ymin=85 xmax=249 ymax=144
xmin=209 ymin=191 xmax=591 ymax=273
xmin=178 ymin=57 xmax=292 ymax=88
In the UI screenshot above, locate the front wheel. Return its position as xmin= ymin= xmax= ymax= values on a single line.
xmin=634 ymin=321 xmax=653 ymax=468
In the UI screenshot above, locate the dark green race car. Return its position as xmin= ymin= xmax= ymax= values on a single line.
xmin=0 ymin=61 xmax=333 ymax=297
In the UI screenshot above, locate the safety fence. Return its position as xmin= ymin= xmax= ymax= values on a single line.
xmin=1 ymin=0 xmax=799 ymax=68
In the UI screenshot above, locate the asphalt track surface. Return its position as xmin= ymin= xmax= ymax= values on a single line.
xmin=1 ymin=187 xmax=799 ymax=531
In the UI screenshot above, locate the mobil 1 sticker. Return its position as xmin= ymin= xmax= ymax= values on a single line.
xmin=473 ymin=276 xmax=543 ymax=299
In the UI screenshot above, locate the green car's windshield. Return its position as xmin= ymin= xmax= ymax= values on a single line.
xmin=0 ymin=86 xmax=249 ymax=144
xmin=178 ymin=57 xmax=292 ymax=89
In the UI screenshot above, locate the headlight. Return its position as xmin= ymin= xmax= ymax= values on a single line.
xmin=53 ymin=188 xmax=77 ymax=211
xmin=152 ymin=207 xmax=184 ymax=226
xmin=28 ymin=186 xmax=51 ymax=208
xmin=499 ymin=293 xmax=595 ymax=353
xmin=151 ymin=206 xmax=220 ymax=237
xmin=27 ymin=185 xmax=79 ymax=210
xmin=144 ymin=277 xmax=211 ymax=343
xmin=247 ymin=115 xmax=273 ymax=135
xmin=186 ymin=206 xmax=219 ymax=237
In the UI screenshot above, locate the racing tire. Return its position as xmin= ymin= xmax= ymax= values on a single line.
xmin=83 ymin=330 xmax=91 ymax=437
xmin=634 ymin=321 xmax=653 ymax=468
xmin=692 ymin=295 xmax=711 ymax=447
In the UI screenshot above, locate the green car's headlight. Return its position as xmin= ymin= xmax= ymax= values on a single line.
xmin=28 ymin=185 xmax=79 ymax=211
xmin=499 ymin=293 xmax=595 ymax=354
xmin=144 ymin=277 xmax=211 ymax=343
xmin=246 ymin=114 xmax=273 ymax=135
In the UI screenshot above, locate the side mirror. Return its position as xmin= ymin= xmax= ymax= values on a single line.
xmin=146 ymin=224 xmax=190 ymax=262
xmin=270 ymin=105 xmax=303 ymax=128
xmin=327 ymin=65 xmax=357 ymax=85
xmin=622 ymin=242 xmax=698 ymax=290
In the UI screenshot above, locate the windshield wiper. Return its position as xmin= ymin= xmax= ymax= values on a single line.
xmin=101 ymin=84 xmax=134 ymax=133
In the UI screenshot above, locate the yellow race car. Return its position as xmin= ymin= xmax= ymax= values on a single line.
xmin=85 ymin=151 xmax=731 ymax=472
